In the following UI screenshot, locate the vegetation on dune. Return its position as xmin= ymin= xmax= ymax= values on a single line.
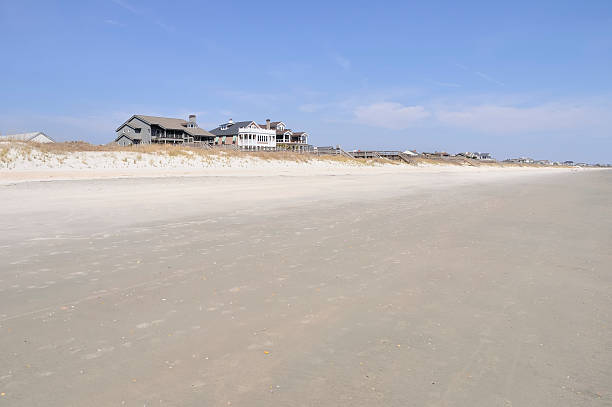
xmin=0 ymin=141 xmax=391 ymax=168
xmin=0 ymin=141 xmax=574 ymax=169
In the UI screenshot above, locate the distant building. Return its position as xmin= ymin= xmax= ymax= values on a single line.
xmin=402 ymin=150 xmax=418 ymax=156
xmin=209 ymin=119 xmax=276 ymax=150
xmin=0 ymin=132 xmax=55 ymax=143
xmin=504 ymin=157 xmax=535 ymax=164
xmin=114 ymin=114 xmax=215 ymax=146
xmin=456 ymin=152 xmax=492 ymax=160
xmin=423 ymin=151 xmax=450 ymax=158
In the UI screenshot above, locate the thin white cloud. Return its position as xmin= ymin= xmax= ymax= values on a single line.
xmin=298 ymin=100 xmax=348 ymax=113
xmin=333 ymin=55 xmax=351 ymax=70
xmin=267 ymin=62 xmax=313 ymax=80
xmin=354 ymin=102 xmax=430 ymax=129
xmin=348 ymin=97 xmax=611 ymax=135
xmin=104 ymin=19 xmax=125 ymax=26
xmin=110 ymin=0 xmax=173 ymax=32
xmin=454 ymin=63 xmax=505 ymax=86
xmin=299 ymin=103 xmax=323 ymax=113
xmin=436 ymin=103 xmax=609 ymax=134
xmin=475 ymin=71 xmax=505 ymax=86
xmin=111 ymin=0 xmax=140 ymax=14
xmin=218 ymin=90 xmax=285 ymax=106
xmin=431 ymin=80 xmax=461 ymax=88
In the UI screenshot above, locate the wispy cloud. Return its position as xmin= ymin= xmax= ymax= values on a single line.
xmin=267 ymin=62 xmax=313 ymax=80
xmin=436 ymin=103 xmax=608 ymax=134
xmin=454 ymin=62 xmax=505 ymax=86
xmin=104 ymin=19 xmax=125 ymax=27
xmin=354 ymin=102 xmax=430 ymax=129
xmin=333 ymin=55 xmax=351 ymax=70
xmin=111 ymin=0 xmax=140 ymax=14
xmin=110 ymin=0 xmax=173 ymax=32
xmin=348 ymin=97 xmax=612 ymax=134
xmin=431 ymin=80 xmax=461 ymax=88
xmin=299 ymin=103 xmax=324 ymax=113
xmin=216 ymin=90 xmax=288 ymax=110
xmin=475 ymin=71 xmax=505 ymax=86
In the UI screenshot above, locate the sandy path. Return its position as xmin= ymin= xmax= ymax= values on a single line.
xmin=0 ymin=169 xmax=610 ymax=406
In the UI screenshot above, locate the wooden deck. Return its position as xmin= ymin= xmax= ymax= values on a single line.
xmin=349 ymin=150 xmax=415 ymax=163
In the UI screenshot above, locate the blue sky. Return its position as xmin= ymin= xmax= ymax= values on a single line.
xmin=1 ymin=0 xmax=611 ymax=162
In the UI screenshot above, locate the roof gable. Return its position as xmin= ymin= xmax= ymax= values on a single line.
xmin=210 ymin=120 xmax=263 ymax=136
xmin=114 ymin=134 xmax=134 ymax=142
xmin=117 ymin=123 xmax=137 ymax=131
xmin=0 ymin=132 xmax=55 ymax=142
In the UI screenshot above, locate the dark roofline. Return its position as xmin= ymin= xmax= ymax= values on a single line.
xmin=209 ymin=120 xmax=265 ymax=136
xmin=115 ymin=115 xmax=152 ymax=132
xmin=114 ymin=133 xmax=134 ymax=142
xmin=31 ymin=131 xmax=56 ymax=142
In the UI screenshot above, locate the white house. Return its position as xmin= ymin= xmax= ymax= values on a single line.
xmin=259 ymin=120 xmax=310 ymax=151
xmin=209 ymin=119 xmax=276 ymax=150
xmin=0 ymin=132 xmax=55 ymax=143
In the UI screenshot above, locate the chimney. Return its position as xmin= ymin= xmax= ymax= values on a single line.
xmin=189 ymin=114 xmax=196 ymax=123
xmin=228 ymin=118 xmax=234 ymax=124
xmin=266 ymin=119 xmax=271 ymax=130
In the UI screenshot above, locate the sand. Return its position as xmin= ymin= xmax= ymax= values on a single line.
xmin=0 ymin=168 xmax=610 ymax=406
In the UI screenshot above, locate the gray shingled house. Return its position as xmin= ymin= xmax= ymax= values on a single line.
xmin=114 ymin=115 xmax=215 ymax=146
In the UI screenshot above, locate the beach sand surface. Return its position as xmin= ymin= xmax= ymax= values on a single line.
xmin=0 ymin=168 xmax=610 ymax=406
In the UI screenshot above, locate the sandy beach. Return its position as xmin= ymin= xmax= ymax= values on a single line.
xmin=1 ymin=167 xmax=610 ymax=406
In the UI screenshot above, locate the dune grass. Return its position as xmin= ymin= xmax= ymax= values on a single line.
xmin=1 ymin=141 xmax=572 ymax=169
xmin=0 ymin=141 xmax=395 ymax=168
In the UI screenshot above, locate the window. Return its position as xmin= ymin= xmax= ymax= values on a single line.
xmin=135 ymin=128 xmax=141 ymax=133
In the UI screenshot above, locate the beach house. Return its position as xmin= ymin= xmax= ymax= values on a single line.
xmin=258 ymin=120 xmax=311 ymax=151
xmin=114 ymin=115 xmax=215 ymax=146
xmin=457 ymin=152 xmax=493 ymax=160
xmin=503 ymin=157 xmax=536 ymax=164
xmin=209 ymin=119 xmax=276 ymax=150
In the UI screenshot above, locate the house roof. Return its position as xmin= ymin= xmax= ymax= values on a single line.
xmin=209 ymin=121 xmax=259 ymax=136
xmin=117 ymin=115 xmax=215 ymax=138
xmin=257 ymin=121 xmax=284 ymax=129
xmin=114 ymin=134 xmax=136 ymax=142
xmin=0 ymin=132 xmax=55 ymax=142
